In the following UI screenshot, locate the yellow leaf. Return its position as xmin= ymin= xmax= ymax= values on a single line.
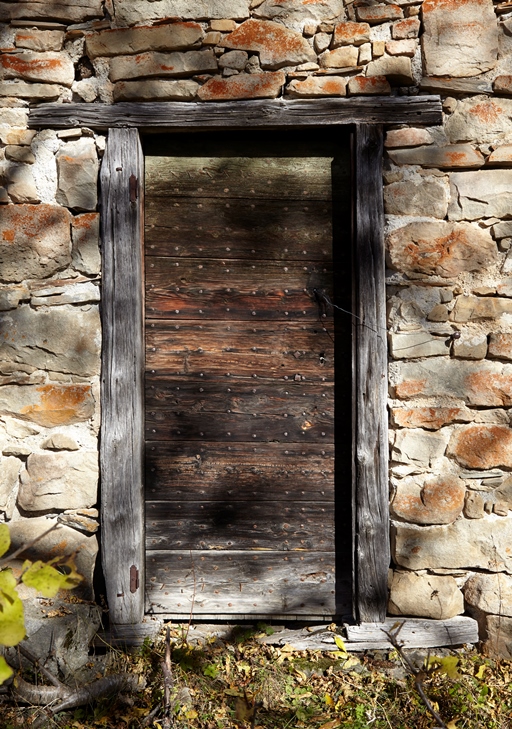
xmin=185 ymin=709 xmax=198 ymax=720
xmin=475 ymin=664 xmax=487 ymax=680
xmin=318 ymin=721 xmax=342 ymax=729
xmin=0 ymin=525 xmax=10 ymax=560
xmin=446 ymin=720 xmax=459 ymax=729
xmin=0 ymin=656 xmax=13 ymax=684
xmin=427 ymin=655 xmax=460 ymax=680
xmin=324 ymin=692 xmax=335 ymax=706
xmin=153 ymin=723 xmax=163 ymax=729
xmin=334 ymin=635 xmax=348 ymax=654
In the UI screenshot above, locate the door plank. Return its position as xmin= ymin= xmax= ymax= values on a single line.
xmin=146 ymin=550 xmax=336 ymax=615
xmin=145 ymin=157 xmax=332 ymax=200
xmin=146 ymin=500 xmax=334 ymax=551
xmin=145 ymin=198 xmax=332 ymax=260
xmin=145 ymin=441 xmax=334 ymax=502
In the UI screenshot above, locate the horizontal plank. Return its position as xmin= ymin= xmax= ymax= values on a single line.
xmin=29 ymin=97 xmax=443 ymax=130
xmin=145 ymin=198 xmax=333 ymax=260
xmin=145 ymin=257 xmax=332 ymax=320
xmin=146 ymin=500 xmax=334 ymax=551
xmin=146 ymin=156 xmax=332 ymax=200
xmin=145 ymin=441 xmax=334 ymax=501
xmin=145 ymin=321 xmax=335 ymax=381
xmin=146 ymin=550 xmax=336 ymax=615
xmin=145 ymin=379 xmax=333 ymax=415
xmin=259 ymin=616 xmax=479 ymax=651
xmin=145 ymin=410 xmax=333 ymax=442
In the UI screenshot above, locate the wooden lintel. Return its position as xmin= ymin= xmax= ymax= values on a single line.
xmin=29 ymin=96 xmax=442 ymax=130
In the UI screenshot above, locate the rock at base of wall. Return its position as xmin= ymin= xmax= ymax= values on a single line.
xmin=18 ymin=451 xmax=98 ymax=511
xmin=389 ymin=571 xmax=464 ymax=619
xmin=465 ymin=572 xmax=512 ymax=617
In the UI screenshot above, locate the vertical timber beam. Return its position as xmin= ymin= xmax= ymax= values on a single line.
xmin=100 ymin=128 xmax=145 ymax=625
xmin=354 ymin=124 xmax=389 ymax=623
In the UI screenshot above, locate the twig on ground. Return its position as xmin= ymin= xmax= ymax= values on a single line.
xmin=383 ymin=622 xmax=448 ymax=729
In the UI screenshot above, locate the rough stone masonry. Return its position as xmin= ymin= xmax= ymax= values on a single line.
xmin=2 ymin=0 xmax=512 ymax=658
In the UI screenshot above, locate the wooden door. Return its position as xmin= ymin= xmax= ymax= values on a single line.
xmin=144 ymin=131 xmax=351 ymax=620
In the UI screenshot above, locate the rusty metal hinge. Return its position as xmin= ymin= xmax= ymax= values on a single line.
xmin=130 ymin=565 xmax=139 ymax=593
xmin=129 ymin=174 xmax=138 ymax=203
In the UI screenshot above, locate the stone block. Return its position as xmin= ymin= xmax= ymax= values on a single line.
xmin=30 ymin=280 xmax=100 ymax=306
xmin=0 ymin=305 xmax=100 ymax=377
xmin=287 ymin=76 xmax=346 ymax=98
xmin=0 ymin=127 xmax=35 ymax=145
xmin=72 ymin=213 xmax=100 ymax=276
xmin=450 ymin=296 xmax=512 ymax=322
xmin=0 ymin=204 xmax=71 ymax=282
xmin=332 ymin=22 xmax=370 ymax=47
xmin=449 ymin=170 xmax=512 ymax=221
xmin=114 ymin=0 xmax=251 ymax=25
xmin=452 ymin=334 xmax=488 ymax=359
xmin=482 ymin=615 xmax=512 ymax=659
xmin=356 ymin=4 xmax=403 ymax=23
xmin=389 ymin=572 xmax=464 ymax=619
xmin=465 ymin=572 xmax=512 ymax=617
xmin=347 ymin=75 xmax=390 ymax=95
xmin=489 ymin=332 xmax=512 ymax=360
xmin=464 ymin=491 xmax=485 ymax=519
xmin=366 ymin=55 xmax=413 ymax=84
xmin=385 ymin=39 xmax=416 ymax=57
xmin=488 ymin=145 xmax=512 ymax=166
xmin=218 ymin=50 xmax=248 ymax=70
xmin=0 ymin=285 xmax=28 ymax=312
xmin=0 ymin=455 xmax=21 ymax=510
xmin=389 ymin=331 xmax=448 ymax=359
xmin=210 ymin=20 xmax=237 ymax=32
xmin=391 ymin=406 xmax=473 ymax=430
xmin=494 ymin=74 xmax=512 ymax=95
xmin=0 ymin=384 xmax=94 ymax=427
xmin=18 ymin=451 xmax=98 ymax=511
xmin=387 ymin=144 xmax=484 ymax=169
xmin=5 ymin=145 xmax=35 ymax=164
xmin=384 ymin=179 xmax=448 ymax=218
xmin=392 ymin=17 xmax=420 ymax=39
xmin=319 ymin=47 xmax=359 ymax=68
xmin=394 ymin=516 xmax=512 ymax=573
xmin=391 ymin=474 xmax=465 ymax=525
xmin=8 ymin=516 xmax=98 ymax=599
xmin=113 ymin=79 xmax=199 ymax=102
xmin=0 ymin=51 xmax=74 ymax=86
xmin=312 ymin=33 xmax=330 ymax=54
xmin=86 ymin=22 xmax=203 ymax=58
xmin=58 ymin=511 xmax=98 ymax=533
xmin=0 ymin=80 xmax=62 ymax=100
xmin=220 ymin=19 xmax=315 ymax=69
xmin=42 ymin=434 xmax=79 ymax=451
xmin=15 ymin=29 xmax=63 ymax=52
xmin=448 ymin=425 xmax=512 ymax=469
xmin=358 ymin=43 xmax=372 ymax=64
xmin=387 ymin=221 xmax=497 ymax=278
xmin=446 ymin=97 xmax=512 ymax=145
xmin=0 ymin=108 xmax=28 ymax=127
xmin=253 ymin=0 xmax=344 ymax=30
xmin=109 ymin=49 xmax=217 ymax=82
xmin=5 ymin=164 xmax=39 ymax=204
xmin=198 ymin=71 xmax=285 ymax=100
xmin=0 ymin=1 xmax=102 ymax=24
xmin=394 ymin=359 xmax=512 ymax=406
xmin=421 ymin=76 xmax=493 ymax=95
xmin=492 ymin=221 xmax=512 ymax=239
xmin=56 ymin=137 xmax=98 ymax=211
xmin=422 ymin=0 xmax=498 ymax=77
xmin=392 ymin=428 xmax=450 ymax=468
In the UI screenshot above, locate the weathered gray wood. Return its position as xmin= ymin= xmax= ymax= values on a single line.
xmin=100 ymin=128 xmax=145 ymax=625
xmin=29 ymin=96 xmax=442 ymax=130
xmin=354 ymin=125 xmax=389 ymax=623
xmin=259 ymin=616 xmax=479 ymax=651
xmin=146 ymin=550 xmax=337 ymax=616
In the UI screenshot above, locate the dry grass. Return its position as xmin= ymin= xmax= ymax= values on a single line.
xmin=2 ymin=624 xmax=512 ymax=729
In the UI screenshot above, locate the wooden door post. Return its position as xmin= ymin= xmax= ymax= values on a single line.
xmin=100 ymin=128 xmax=145 ymax=625
xmin=354 ymin=124 xmax=390 ymax=623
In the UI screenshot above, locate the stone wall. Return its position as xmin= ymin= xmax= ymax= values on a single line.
xmin=1 ymin=0 xmax=512 ymax=655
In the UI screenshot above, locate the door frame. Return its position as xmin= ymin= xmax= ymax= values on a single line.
xmin=29 ymin=96 xmax=443 ymax=628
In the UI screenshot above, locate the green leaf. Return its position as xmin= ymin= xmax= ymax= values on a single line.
xmin=0 ymin=525 xmax=10 ymax=560
xmin=0 ymin=655 xmax=13 ymax=684
xmin=203 ymin=663 xmax=219 ymax=678
xmin=426 ymin=655 xmax=460 ymax=680
xmin=0 ymin=569 xmax=25 ymax=647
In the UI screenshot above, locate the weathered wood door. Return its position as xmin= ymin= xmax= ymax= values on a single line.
xmin=144 ymin=131 xmax=351 ymax=620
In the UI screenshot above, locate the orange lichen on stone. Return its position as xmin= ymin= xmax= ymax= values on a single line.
xmin=198 ymin=71 xmax=285 ymax=101
xmin=448 ymin=425 xmax=512 ymax=469
xmin=391 ymin=474 xmax=465 ymax=524
xmin=465 ymin=370 xmax=512 ymax=406
xmin=19 ymin=384 xmax=95 ymax=427
xmin=468 ymin=100 xmax=502 ymax=124
xmin=394 ymin=378 xmax=428 ymax=399
xmin=348 ymin=75 xmax=391 ymax=95
xmin=392 ymin=406 xmax=469 ymax=429
xmin=221 ymin=19 xmax=315 ymax=69
xmin=333 ymin=21 xmax=370 ymax=47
